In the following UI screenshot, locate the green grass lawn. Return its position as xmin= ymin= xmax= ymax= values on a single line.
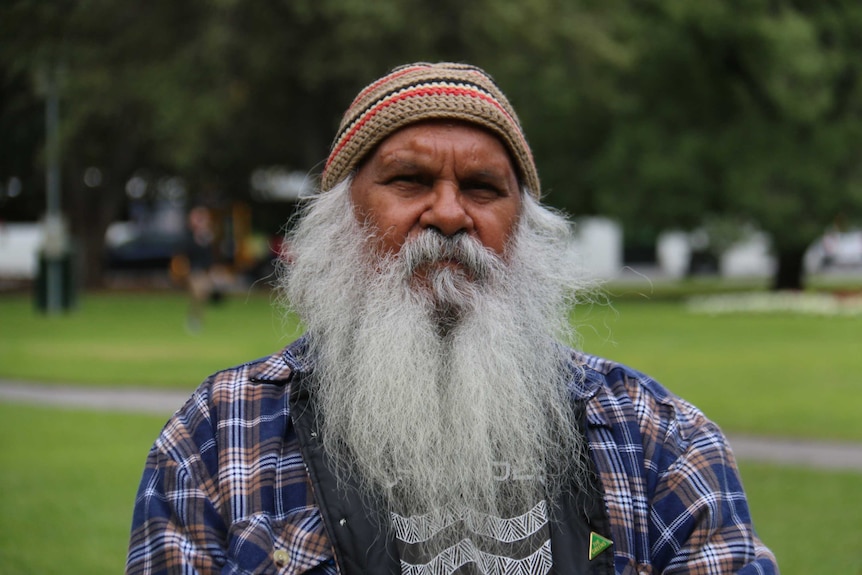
xmin=574 ymin=299 xmax=862 ymax=441
xmin=0 ymin=291 xmax=292 ymax=389
xmin=738 ymin=461 xmax=862 ymax=574
xmin=0 ymin=404 xmax=167 ymax=574
xmin=1 ymin=289 xmax=860 ymax=440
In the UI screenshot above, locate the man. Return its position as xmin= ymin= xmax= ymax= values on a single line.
xmin=127 ymin=63 xmax=778 ymax=574
xmin=181 ymin=206 xmax=216 ymax=332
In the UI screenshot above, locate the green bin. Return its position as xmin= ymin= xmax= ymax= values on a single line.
xmin=34 ymin=250 xmax=77 ymax=312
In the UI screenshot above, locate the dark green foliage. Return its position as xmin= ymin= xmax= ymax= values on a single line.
xmin=2 ymin=0 xmax=860 ymax=289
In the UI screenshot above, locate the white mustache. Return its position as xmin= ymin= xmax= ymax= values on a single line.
xmin=399 ymin=231 xmax=500 ymax=282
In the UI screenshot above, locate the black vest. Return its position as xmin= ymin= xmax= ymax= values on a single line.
xmin=289 ymin=375 xmax=615 ymax=575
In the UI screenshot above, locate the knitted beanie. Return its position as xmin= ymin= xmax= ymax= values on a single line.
xmin=320 ymin=62 xmax=540 ymax=198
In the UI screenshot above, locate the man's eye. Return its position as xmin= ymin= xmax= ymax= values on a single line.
xmin=386 ymin=175 xmax=425 ymax=186
xmin=464 ymin=181 xmax=502 ymax=197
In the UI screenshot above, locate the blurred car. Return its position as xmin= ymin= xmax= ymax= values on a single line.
xmin=104 ymin=223 xmax=183 ymax=271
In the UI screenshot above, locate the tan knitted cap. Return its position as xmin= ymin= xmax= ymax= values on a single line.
xmin=321 ymin=62 xmax=540 ymax=197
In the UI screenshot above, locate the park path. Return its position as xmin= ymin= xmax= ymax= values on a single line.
xmin=2 ymin=380 xmax=862 ymax=472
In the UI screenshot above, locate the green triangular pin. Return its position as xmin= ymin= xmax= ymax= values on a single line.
xmin=589 ymin=531 xmax=612 ymax=560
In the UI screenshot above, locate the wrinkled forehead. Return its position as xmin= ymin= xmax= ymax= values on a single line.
xmin=354 ymin=119 xmax=520 ymax=180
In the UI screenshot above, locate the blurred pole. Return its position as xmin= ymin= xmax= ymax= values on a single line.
xmin=43 ymin=64 xmax=66 ymax=314
xmin=46 ymin=66 xmax=60 ymax=217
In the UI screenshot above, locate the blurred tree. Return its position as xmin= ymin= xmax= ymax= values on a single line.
xmin=586 ymin=0 xmax=862 ymax=289
xmin=0 ymin=64 xmax=44 ymax=220
xmin=460 ymin=0 xmax=628 ymax=215
xmin=3 ymin=0 xmax=859 ymax=291
xmin=1 ymin=0 xmax=230 ymax=286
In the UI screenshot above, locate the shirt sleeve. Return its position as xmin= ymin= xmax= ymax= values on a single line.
xmin=125 ymin=363 xmax=338 ymax=575
xmin=126 ymin=395 xmax=228 ymax=575
xmin=582 ymin=358 xmax=779 ymax=575
xmin=648 ymin=422 xmax=779 ymax=574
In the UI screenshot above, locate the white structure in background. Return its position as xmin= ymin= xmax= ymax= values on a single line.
xmin=656 ymin=228 xmax=776 ymax=279
xmin=250 ymin=168 xmax=314 ymax=201
xmin=656 ymin=231 xmax=691 ymax=279
xmin=573 ymin=217 xmax=623 ymax=280
xmin=0 ymin=222 xmax=43 ymax=279
xmin=720 ymin=231 xmax=775 ymax=278
xmin=805 ymin=229 xmax=862 ymax=273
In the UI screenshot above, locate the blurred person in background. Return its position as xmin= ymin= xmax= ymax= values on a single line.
xmin=127 ymin=63 xmax=778 ymax=574
xmin=181 ymin=205 xmax=215 ymax=332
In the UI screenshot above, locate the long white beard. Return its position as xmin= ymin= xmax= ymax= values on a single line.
xmin=278 ymin=179 xmax=593 ymax=518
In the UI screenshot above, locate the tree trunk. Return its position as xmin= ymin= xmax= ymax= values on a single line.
xmin=66 ymin=166 xmax=125 ymax=290
xmin=771 ymin=246 xmax=807 ymax=291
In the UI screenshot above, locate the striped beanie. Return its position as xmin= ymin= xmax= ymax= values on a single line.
xmin=321 ymin=62 xmax=540 ymax=198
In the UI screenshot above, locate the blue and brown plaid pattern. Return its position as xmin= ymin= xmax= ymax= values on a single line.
xmin=577 ymin=354 xmax=778 ymax=574
xmin=127 ymin=345 xmax=337 ymax=574
xmin=126 ymin=338 xmax=778 ymax=574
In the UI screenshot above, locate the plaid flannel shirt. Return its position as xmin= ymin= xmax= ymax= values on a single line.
xmin=127 ymin=337 xmax=778 ymax=574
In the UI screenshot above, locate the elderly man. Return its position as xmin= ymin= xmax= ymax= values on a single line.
xmin=127 ymin=63 xmax=778 ymax=575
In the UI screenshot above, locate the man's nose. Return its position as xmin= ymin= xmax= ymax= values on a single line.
xmin=419 ymin=183 xmax=474 ymax=237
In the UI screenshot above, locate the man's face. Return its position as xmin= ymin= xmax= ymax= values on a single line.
xmin=285 ymin=129 xmax=585 ymax=516
xmin=350 ymin=122 xmax=522 ymax=267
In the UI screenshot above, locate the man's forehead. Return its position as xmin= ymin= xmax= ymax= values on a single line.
xmin=363 ymin=121 xmax=519 ymax=178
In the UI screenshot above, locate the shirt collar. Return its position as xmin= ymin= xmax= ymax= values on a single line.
xmin=566 ymin=349 xmax=613 ymax=430
xmin=247 ymin=335 xmax=312 ymax=386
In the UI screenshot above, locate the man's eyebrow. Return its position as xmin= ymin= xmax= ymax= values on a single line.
xmin=377 ymin=156 xmax=424 ymax=171
xmin=463 ymin=168 xmax=510 ymax=184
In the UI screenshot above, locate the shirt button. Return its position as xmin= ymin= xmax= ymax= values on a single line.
xmin=273 ymin=549 xmax=290 ymax=566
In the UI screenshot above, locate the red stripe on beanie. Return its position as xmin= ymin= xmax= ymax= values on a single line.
xmin=325 ymin=85 xmax=527 ymax=175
